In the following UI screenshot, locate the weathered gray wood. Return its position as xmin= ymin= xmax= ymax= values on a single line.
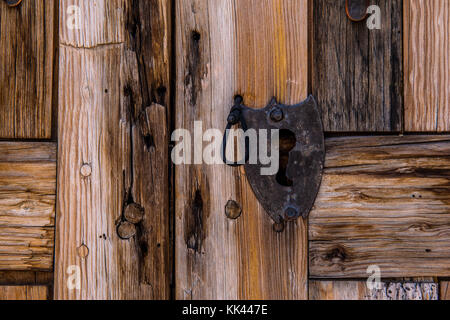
xmin=0 ymin=0 xmax=57 ymax=139
xmin=312 ymin=0 xmax=403 ymax=132
xmin=310 ymin=280 xmax=439 ymax=300
xmin=0 ymin=142 xmax=56 ymax=271
xmin=310 ymin=136 xmax=450 ymax=278
xmin=55 ymin=0 xmax=171 ymax=300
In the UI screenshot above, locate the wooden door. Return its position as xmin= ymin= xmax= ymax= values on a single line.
xmin=0 ymin=0 xmax=449 ymax=301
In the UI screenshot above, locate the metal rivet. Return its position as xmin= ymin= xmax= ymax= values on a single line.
xmin=80 ymin=164 xmax=92 ymax=177
xmin=117 ymin=221 xmax=136 ymax=240
xmin=273 ymin=221 xmax=285 ymax=233
xmin=270 ymin=107 xmax=284 ymax=122
xmin=124 ymin=203 xmax=144 ymax=224
xmin=225 ymin=200 xmax=242 ymax=220
xmin=77 ymin=244 xmax=89 ymax=259
xmin=284 ymin=207 xmax=299 ymax=221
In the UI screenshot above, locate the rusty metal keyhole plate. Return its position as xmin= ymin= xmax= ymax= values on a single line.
xmin=4 ymin=0 xmax=22 ymax=7
xmin=346 ymin=0 xmax=370 ymax=22
xmin=231 ymin=95 xmax=325 ymax=224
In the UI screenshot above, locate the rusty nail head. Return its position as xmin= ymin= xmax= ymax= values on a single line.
xmin=225 ymin=200 xmax=242 ymax=220
xmin=124 ymin=203 xmax=144 ymax=224
xmin=117 ymin=221 xmax=137 ymax=240
xmin=273 ymin=221 xmax=285 ymax=233
xmin=284 ymin=207 xmax=299 ymax=220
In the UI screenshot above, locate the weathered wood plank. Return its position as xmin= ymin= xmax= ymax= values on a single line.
xmin=0 ymin=286 xmax=48 ymax=300
xmin=0 ymin=142 xmax=56 ymax=271
xmin=310 ymin=136 xmax=450 ymax=278
xmin=312 ymin=0 xmax=403 ymax=132
xmin=404 ymin=0 xmax=450 ymax=132
xmin=176 ymin=0 xmax=308 ymax=300
xmin=0 ymin=0 xmax=57 ymax=139
xmin=0 ymin=227 xmax=54 ymax=271
xmin=0 ymin=271 xmax=53 ymax=286
xmin=441 ymin=281 xmax=450 ymax=300
xmin=310 ymin=280 xmax=439 ymax=300
xmin=0 ymin=142 xmax=57 ymax=228
xmin=54 ymin=0 xmax=171 ymax=300
xmin=60 ymin=0 xmax=127 ymax=48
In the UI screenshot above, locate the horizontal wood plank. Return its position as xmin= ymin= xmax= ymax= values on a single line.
xmin=404 ymin=0 xmax=450 ymax=132
xmin=0 ymin=286 xmax=48 ymax=300
xmin=0 ymin=142 xmax=56 ymax=271
xmin=310 ymin=280 xmax=438 ymax=300
xmin=0 ymin=0 xmax=57 ymax=139
xmin=310 ymin=136 xmax=450 ymax=278
xmin=0 ymin=271 xmax=53 ymax=286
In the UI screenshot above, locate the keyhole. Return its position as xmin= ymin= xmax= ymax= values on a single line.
xmin=276 ymin=129 xmax=296 ymax=187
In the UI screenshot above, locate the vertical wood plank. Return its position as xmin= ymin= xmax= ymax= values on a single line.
xmin=441 ymin=281 xmax=450 ymax=300
xmin=312 ymin=0 xmax=403 ymax=132
xmin=0 ymin=0 xmax=57 ymax=139
xmin=55 ymin=0 xmax=171 ymax=300
xmin=404 ymin=0 xmax=450 ymax=132
xmin=175 ymin=0 xmax=308 ymax=300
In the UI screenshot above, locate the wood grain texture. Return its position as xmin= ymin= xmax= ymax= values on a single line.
xmin=0 ymin=286 xmax=48 ymax=300
xmin=54 ymin=0 xmax=171 ymax=300
xmin=0 ymin=142 xmax=56 ymax=271
xmin=310 ymin=280 xmax=438 ymax=300
xmin=0 ymin=271 xmax=53 ymax=286
xmin=309 ymin=136 xmax=450 ymax=278
xmin=312 ymin=0 xmax=403 ymax=132
xmin=441 ymin=281 xmax=450 ymax=300
xmin=404 ymin=0 xmax=450 ymax=132
xmin=0 ymin=0 xmax=57 ymax=139
xmin=175 ymin=0 xmax=308 ymax=300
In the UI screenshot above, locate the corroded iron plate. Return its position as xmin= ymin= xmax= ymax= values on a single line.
xmin=241 ymin=95 xmax=325 ymax=224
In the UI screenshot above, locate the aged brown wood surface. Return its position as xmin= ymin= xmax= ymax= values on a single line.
xmin=0 ymin=286 xmax=49 ymax=300
xmin=54 ymin=0 xmax=171 ymax=300
xmin=176 ymin=0 xmax=308 ymax=300
xmin=441 ymin=281 xmax=450 ymax=300
xmin=312 ymin=0 xmax=403 ymax=132
xmin=0 ymin=0 xmax=57 ymax=139
xmin=404 ymin=0 xmax=450 ymax=132
xmin=309 ymin=136 xmax=450 ymax=278
xmin=309 ymin=280 xmax=438 ymax=300
xmin=0 ymin=142 xmax=56 ymax=271
xmin=0 ymin=271 xmax=53 ymax=286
